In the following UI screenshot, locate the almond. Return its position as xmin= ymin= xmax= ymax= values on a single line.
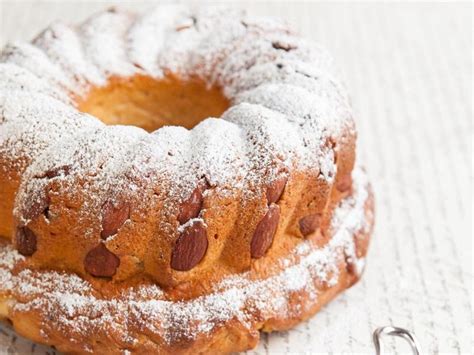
xmin=101 ymin=200 xmax=130 ymax=239
xmin=266 ymin=176 xmax=287 ymax=204
xmin=336 ymin=174 xmax=352 ymax=192
xmin=43 ymin=164 xmax=71 ymax=179
xmin=272 ymin=41 xmax=297 ymax=51
xmin=177 ymin=187 xmax=203 ymax=225
xmin=24 ymin=191 xmax=50 ymax=221
xmin=345 ymin=253 xmax=356 ymax=276
xmin=344 ymin=252 xmax=361 ymax=287
xmin=16 ymin=226 xmax=37 ymax=256
xmin=251 ymin=203 xmax=280 ymax=258
xmin=171 ymin=220 xmax=208 ymax=271
xmin=299 ymin=213 xmax=321 ymax=237
xmin=84 ymin=243 xmax=120 ymax=277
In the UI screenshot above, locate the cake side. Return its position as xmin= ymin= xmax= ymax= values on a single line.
xmin=0 ymin=168 xmax=373 ymax=354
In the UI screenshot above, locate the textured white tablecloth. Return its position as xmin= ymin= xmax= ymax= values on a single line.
xmin=0 ymin=1 xmax=471 ymax=354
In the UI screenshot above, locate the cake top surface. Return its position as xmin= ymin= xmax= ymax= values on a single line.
xmin=0 ymin=5 xmax=353 ymax=226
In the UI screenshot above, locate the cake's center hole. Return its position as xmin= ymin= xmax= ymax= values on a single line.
xmin=77 ymin=75 xmax=230 ymax=132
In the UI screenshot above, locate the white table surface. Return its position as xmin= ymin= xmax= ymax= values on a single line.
xmin=0 ymin=1 xmax=471 ymax=354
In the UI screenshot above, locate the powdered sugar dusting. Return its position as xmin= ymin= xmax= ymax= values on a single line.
xmin=0 ymin=244 xmax=23 ymax=270
xmin=0 ymin=5 xmax=353 ymax=223
xmin=79 ymin=9 xmax=137 ymax=79
xmin=0 ymin=63 xmax=70 ymax=103
xmin=0 ymin=92 xmax=102 ymax=174
xmin=0 ymin=41 xmax=76 ymax=93
xmin=0 ymin=4 xmax=364 ymax=352
xmin=33 ymin=22 xmax=104 ymax=89
xmin=127 ymin=4 xmax=190 ymax=76
xmin=0 ymin=168 xmax=371 ymax=348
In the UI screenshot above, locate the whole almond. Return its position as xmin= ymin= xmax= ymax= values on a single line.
xmin=251 ymin=203 xmax=280 ymax=258
xmin=345 ymin=253 xmax=356 ymax=275
xmin=43 ymin=164 xmax=71 ymax=179
xmin=299 ymin=213 xmax=322 ymax=237
xmin=24 ymin=191 xmax=50 ymax=221
xmin=101 ymin=200 xmax=130 ymax=239
xmin=84 ymin=243 xmax=120 ymax=277
xmin=16 ymin=226 xmax=37 ymax=256
xmin=266 ymin=176 xmax=288 ymax=204
xmin=272 ymin=41 xmax=297 ymax=51
xmin=177 ymin=187 xmax=203 ymax=225
xmin=336 ymin=174 xmax=352 ymax=192
xmin=171 ymin=220 xmax=208 ymax=271
xmin=344 ymin=252 xmax=361 ymax=287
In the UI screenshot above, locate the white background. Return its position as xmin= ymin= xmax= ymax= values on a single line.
xmin=0 ymin=1 xmax=471 ymax=354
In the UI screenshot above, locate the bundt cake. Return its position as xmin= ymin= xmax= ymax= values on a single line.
xmin=0 ymin=5 xmax=374 ymax=354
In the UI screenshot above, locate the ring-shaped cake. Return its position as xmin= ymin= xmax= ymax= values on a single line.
xmin=0 ymin=5 xmax=374 ymax=354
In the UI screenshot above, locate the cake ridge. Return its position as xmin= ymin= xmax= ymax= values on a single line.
xmin=79 ymin=8 xmax=137 ymax=78
xmin=33 ymin=22 xmax=103 ymax=88
xmin=0 ymin=62 xmax=69 ymax=103
xmin=0 ymin=42 xmax=75 ymax=92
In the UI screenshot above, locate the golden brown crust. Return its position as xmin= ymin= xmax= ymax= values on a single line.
xmin=0 ymin=7 xmax=373 ymax=354
xmin=0 ymin=180 xmax=373 ymax=354
xmin=2 ymin=112 xmax=355 ymax=290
